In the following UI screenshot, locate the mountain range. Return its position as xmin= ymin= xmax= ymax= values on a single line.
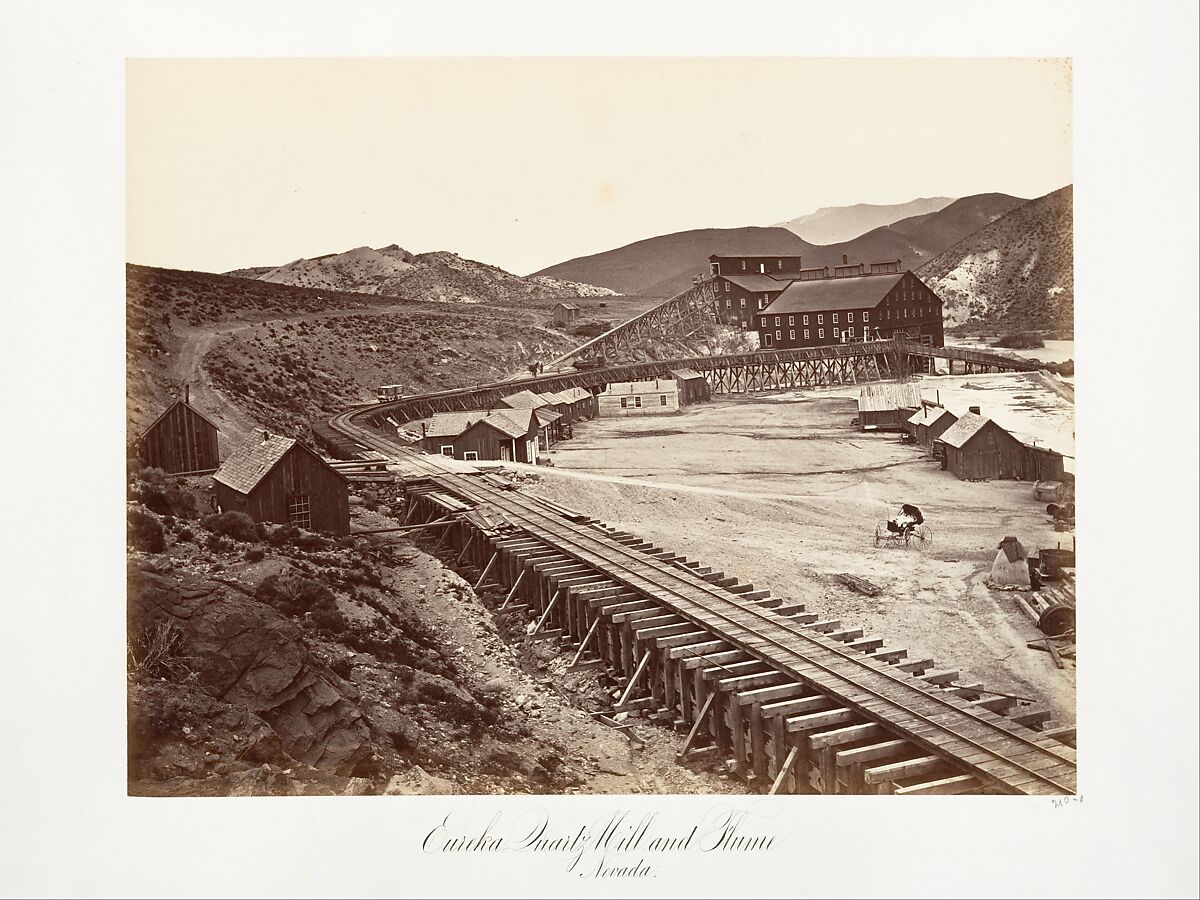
xmin=532 ymin=193 xmax=1026 ymax=298
xmin=776 ymin=197 xmax=954 ymax=244
xmin=917 ymin=185 xmax=1073 ymax=331
xmin=227 ymin=245 xmax=616 ymax=305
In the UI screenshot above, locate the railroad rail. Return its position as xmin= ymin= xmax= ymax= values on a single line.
xmin=326 ymin=414 xmax=1077 ymax=796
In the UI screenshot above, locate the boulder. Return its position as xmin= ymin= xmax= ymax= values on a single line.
xmin=384 ymin=766 xmax=458 ymax=796
xmin=128 ymin=566 xmax=374 ymax=775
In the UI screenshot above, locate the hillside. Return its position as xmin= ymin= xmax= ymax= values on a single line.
xmin=127 ymin=264 xmax=651 ymax=447
xmin=227 ymin=245 xmax=616 ymax=304
xmin=534 ymin=193 xmax=1026 ymax=299
xmin=918 ymin=185 xmax=1073 ymax=331
xmin=776 ymin=197 xmax=954 ymax=243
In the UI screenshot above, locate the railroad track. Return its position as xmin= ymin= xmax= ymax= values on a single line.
xmin=327 ymin=412 xmax=1077 ymax=796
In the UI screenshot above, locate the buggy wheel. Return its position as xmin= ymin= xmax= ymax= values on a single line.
xmin=874 ymin=524 xmax=882 ymax=547
xmin=913 ymin=525 xmax=932 ymax=549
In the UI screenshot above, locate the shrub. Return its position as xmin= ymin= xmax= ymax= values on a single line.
xmin=176 ymin=527 xmax=194 ymax=543
xmin=245 ymin=547 xmax=266 ymax=563
xmin=129 ymin=466 xmax=199 ymax=519
xmin=128 ymin=509 xmax=165 ymax=553
xmin=202 ymin=511 xmax=259 ymax=543
xmin=255 ymin=575 xmax=345 ymax=631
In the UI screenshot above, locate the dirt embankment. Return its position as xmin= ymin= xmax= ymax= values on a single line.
xmin=126 ymin=469 xmax=732 ymax=796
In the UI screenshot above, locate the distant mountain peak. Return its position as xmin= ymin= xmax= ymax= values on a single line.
xmin=778 ymin=197 xmax=957 ymax=244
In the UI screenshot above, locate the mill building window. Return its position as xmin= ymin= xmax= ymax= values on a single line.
xmin=817 ymin=314 xmax=824 ymax=324
xmin=833 ymin=313 xmax=839 ymax=324
xmin=803 ymin=315 xmax=809 ymax=325
xmin=440 ymin=445 xmax=454 ymax=457
xmin=818 ymin=328 xmax=825 ymax=339
xmin=788 ymin=315 xmax=794 ymax=326
xmin=804 ymin=329 xmax=810 ymax=340
xmin=848 ymin=312 xmax=854 ymax=323
xmin=789 ymin=330 xmax=795 ymax=340
xmin=774 ymin=317 xmax=780 ymax=326
xmin=463 ymin=451 xmax=479 ymax=461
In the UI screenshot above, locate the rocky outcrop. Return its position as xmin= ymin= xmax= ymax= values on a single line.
xmin=128 ymin=565 xmax=374 ymax=775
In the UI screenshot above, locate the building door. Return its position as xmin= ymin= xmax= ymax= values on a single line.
xmin=764 ymin=332 xmax=773 ymax=348
xmin=500 ymin=442 xmax=512 ymax=462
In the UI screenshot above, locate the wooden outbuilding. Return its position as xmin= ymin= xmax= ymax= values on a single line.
xmin=598 ymin=378 xmax=680 ymax=416
xmin=553 ymin=302 xmax=581 ymax=326
xmin=418 ymin=409 xmax=540 ymax=464
xmin=558 ymin=386 xmax=598 ymax=420
xmin=858 ymin=382 xmax=922 ymax=431
xmin=669 ymin=368 xmax=711 ymax=406
xmin=213 ymin=432 xmax=349 ymax=534
xmin=906 ymin=405 xmax=959 ymax=448
xmin=935 ymin=412 xmax=1029 ymax=481
xmin=131 ymin=391 xmax=220 ymax=474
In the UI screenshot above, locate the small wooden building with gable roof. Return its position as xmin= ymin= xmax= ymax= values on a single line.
xmin=213 ymin=432 xmax=349 ymax=534
xmin=553 ymin=302 xmax=581 ymax=326
xmin=906 ymin=405 xmax=959 ymax=449
xmin=131 ymin=388 xmax=221 ymax=474
xmin=669 ymin=368 xmax=710 ymax=406
xmin=935 ymin=412 xmax=1028 ymax=481
xmin=418 ymin=409 xmax=540 ymax=463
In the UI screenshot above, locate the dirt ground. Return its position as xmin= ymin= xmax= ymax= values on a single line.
xmin=525 ymin=391 xmax=1076 ymax=724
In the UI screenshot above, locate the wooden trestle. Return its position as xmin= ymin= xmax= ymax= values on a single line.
xmin=399 ymin=474 xmax=1077 ymax=797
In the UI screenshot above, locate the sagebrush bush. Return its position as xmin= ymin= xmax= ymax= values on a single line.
xmin=255 ymin=574 xmax=346 ymax=632
xmin=128 ymin=508 xmax=165 ymax=553
xmin=245 ymin=547 xmax=266 ymax=563
xmin=202 ymin=511 xmax=259 ymax=542
xmin=129 ymin=466 xmax=199 ymax=519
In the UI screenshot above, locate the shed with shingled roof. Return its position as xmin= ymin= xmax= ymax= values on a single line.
xmin=212 ymin=432 xmax=349 ymax=533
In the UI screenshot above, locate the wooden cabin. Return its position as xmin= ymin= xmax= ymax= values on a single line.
xmin=418 ymin=409 xmax=540 ymax=464
xmin=131 ymin=392 xmax=220 ymax=474
xmin=556 ymin=386 xmax=598 ymax=421
xmin=935 ymin=413 xmax=1029 ymax=481
xmin=858 ymin=382 xmax=922 ymax=431
xmin=598 ymin=378 xmax=680 ymax=416
xmin=552 ymin=302 xmax=581 ymax=326
xmin=212 ymin=433 xmax=349 ymax=534
xmin=669 ymin=368 xmax=711 ymax=406
xmin=906 ymin=405 xmax=959 ymax=448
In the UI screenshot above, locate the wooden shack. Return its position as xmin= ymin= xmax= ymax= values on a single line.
xmin=557 ymin=386 xmax=598 ymax=420
xmin=935 ymin=412 xmax=1029 ymax=481
xmin=669 ymin=368 xmax=711 ymax=406
xmin=418 ymin=409 xmax=540 ymax=463
xmin=906 ymin=405 xmax=958 ymax=448
xmin=213 ymin=433 xmax=349 ymax=534
xmin=132 ymin=392 xmax=220 ymax=474
xmin=598 ymin=378 xmax=680 ymax=416
xmin=858 ymin=382 xmax=922 ymax=431
xmin=552 ymin=302 xmax=581 ymax=326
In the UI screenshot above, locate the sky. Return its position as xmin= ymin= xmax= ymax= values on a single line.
xmin=127 ymin=57 xmax=1072 ymax=276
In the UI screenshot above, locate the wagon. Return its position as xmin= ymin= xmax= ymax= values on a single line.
xmin=874 ymin=521 xmax=933 ymax=549
xmin=874 ymin=503 xmax=932 ymax=550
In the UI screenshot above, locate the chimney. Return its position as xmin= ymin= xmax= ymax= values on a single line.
xmin=262 ymin=430 xmax=270 ymax=441
xmin=183 ymin=384 xmax=189 ymax=404
xmin=842 ymin=254 xmax=848 ymax=265
xmin=969 ymin=406 xmax=981 ymax=415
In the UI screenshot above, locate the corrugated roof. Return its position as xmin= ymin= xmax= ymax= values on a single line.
xmin=764 ymin=272 xmax=903 ymax=314
xmin=499 ymin=390 xmax=549 ymax=409
xmin=669 ymin=368 xmax=705 ymax=381
xmin=536 ymin=391 xmax=569 ymax=406
xmin=936 ymin=412 xmax=995 ymax=449
xmin=604 ymin=379 xmax=678 ymax=396
xmin=467 ymin=408 xmax=536 ymax=439
xmin=213 ymin=434 xmax=302 ymax=495
xmin=858 ymin=382 xmax=922 ymax=413
xmin=718 ymin=273 xmax=792 ymax=293
xmin=133 ymin=398 xmax=221 ymax=447
xmin=907 ymin=406 xmax=956 ymax=427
